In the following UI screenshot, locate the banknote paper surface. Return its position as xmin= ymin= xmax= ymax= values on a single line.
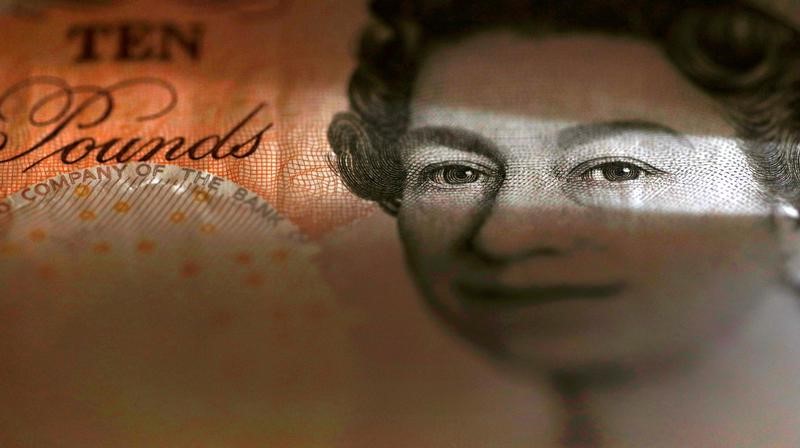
xmin=2 ymin=1 xmax=800 ymax=447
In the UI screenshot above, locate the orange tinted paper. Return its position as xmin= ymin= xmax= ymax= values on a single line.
xmin=2 ymin=1 xmax=800 ymax=447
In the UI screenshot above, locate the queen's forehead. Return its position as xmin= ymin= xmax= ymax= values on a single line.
xmin=408 ymin=31 xmax=735 ymax=138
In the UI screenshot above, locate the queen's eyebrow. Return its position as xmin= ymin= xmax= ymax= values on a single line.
xmin=400 ymin=126 xmax=505 ymax=161
xmin=557 ymin=120 xmax=693 ymax=150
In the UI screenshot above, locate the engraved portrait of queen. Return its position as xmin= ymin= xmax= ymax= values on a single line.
xmin=329 ymin=0 xmax=800 ymax=445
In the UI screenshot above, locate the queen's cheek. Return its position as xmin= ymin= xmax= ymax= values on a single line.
xmin=400 ymin=202 xmax=456 ymax=260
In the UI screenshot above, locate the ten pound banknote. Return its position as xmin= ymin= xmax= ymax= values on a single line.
xmin=2 ymin=1 xmax=800 ymax=447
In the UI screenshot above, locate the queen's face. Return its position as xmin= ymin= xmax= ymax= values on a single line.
xmin=397 ymin=31 xmax=786 ymax=372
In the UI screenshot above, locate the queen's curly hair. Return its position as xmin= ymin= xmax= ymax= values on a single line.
xmin=328 ymin=0 xmax=800 ymax=214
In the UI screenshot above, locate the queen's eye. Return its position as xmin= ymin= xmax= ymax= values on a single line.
xmin=563 ymin=156 xmax=670 ymax=208
xmin=575 ymin=158 xmax=665 ymax=183
xmin=405 ymin=146 xmax=500 ymax=195
xmin=590 ymin=161 xmax=643 ymax=182
xmin=427 ymin=164 xmax=484 ymax=186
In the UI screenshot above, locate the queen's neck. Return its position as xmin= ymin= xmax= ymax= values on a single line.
xmin=548 ymin=287 xmax=800 ymax=448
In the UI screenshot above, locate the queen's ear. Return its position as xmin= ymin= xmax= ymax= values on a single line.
xmin=773 ymin=201 xmax=800 ymax=285
xmin=327 ymin=111 xmax=404 ymax=216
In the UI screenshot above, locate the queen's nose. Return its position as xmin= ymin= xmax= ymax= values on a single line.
xmin=468 ymin=180 xmax=595 ymax=263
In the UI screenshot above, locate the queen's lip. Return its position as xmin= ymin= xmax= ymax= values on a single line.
xmin=454 ymin=280 xmax=626 ymax=307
